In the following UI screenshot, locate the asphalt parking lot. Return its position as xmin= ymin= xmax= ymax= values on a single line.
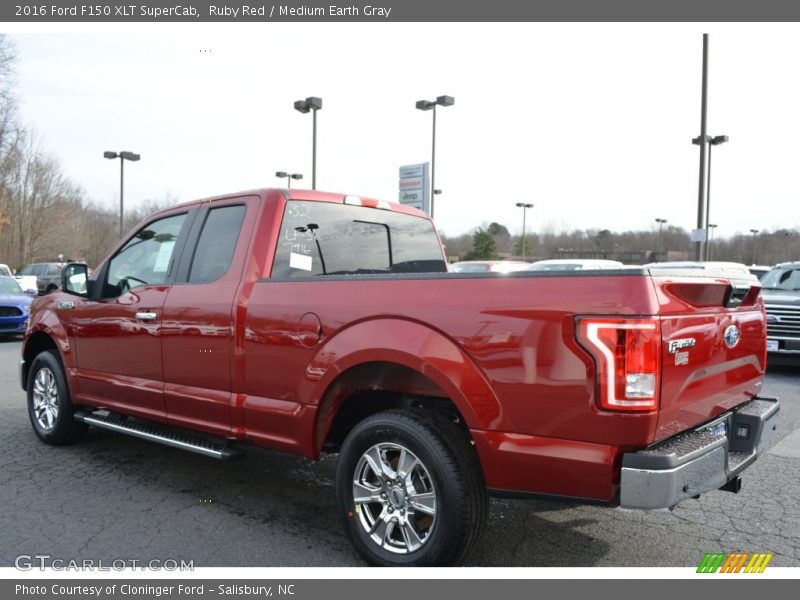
xmin=1 ymin=336 xmax=798 ymax=568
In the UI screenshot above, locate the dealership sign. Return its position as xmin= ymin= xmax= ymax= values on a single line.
xmin=398 ymin=163 xmax=430 ymax=215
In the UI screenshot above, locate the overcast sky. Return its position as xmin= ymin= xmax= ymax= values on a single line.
xmin=4 ymin=23 xmax=799 ymax=238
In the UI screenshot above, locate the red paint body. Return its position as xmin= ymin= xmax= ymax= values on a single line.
xmin=23 ymin=189 xmax=767 ymax=504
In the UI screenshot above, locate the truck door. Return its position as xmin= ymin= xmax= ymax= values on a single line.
xmin=161 ymin=196 xmax=258 ymax=436
xmin=65 ymin=210 xmax=192 ymax=420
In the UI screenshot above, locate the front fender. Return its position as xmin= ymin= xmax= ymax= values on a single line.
xmin=305 ymin=317 xmax=503 ymax=444
xmin=23 ymin=302 xmax=75 ymax=382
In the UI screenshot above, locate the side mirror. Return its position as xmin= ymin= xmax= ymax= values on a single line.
xmin=62 ymin=263 xmax=89 ymax=297
xmin=25 ymin=289 xmax=37 ymax=297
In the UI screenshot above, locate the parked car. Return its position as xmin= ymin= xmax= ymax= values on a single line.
xmin=644 ymin=261 xmax=756 ymax=279
xmin=527 ymin=259 xmax=625 ymax=271
xmin=760 ymin=261 xmax=800 ymax=362
xmin=0 ymin=276 xmax=33 ymax=337
xmin=748 ymin=265 xmax=772 ymax=280
xmin=2 ymin=263 xmax=39 ymax=296
xmin=17 ymin=262 xmax=66 ymax=295
xmin=21 ymin=188 xmax=778 ymax=566
xmin=449 ymin=260 xmax=530 ymax=273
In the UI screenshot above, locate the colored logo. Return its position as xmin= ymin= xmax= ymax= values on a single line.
xmin=723 ymin=325 xmax=741 ymax=348
xmin=697 ymin=552 xmax=773 ymax=573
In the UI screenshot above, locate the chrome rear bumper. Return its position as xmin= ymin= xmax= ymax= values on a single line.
xmin=620 ymin=397 xmax=779 ymax=509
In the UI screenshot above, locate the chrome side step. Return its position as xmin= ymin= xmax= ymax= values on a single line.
xmin=75 ymin=411 xmax=242 ymax=461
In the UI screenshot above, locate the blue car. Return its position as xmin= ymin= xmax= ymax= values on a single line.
xmin=0 ymin=276 xmax=33 ymax=337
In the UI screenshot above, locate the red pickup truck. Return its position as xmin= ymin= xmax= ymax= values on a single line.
xmin=21 ymin=188 xmax=779 ymax=566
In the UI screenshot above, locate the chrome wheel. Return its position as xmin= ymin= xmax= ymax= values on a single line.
xmin=32 ymin=367 xmax=59 ymax=432
xmin=352 ymin=442 xmax=437 ymax=554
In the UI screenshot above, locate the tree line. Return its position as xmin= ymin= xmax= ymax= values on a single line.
xmin=442 ymin=222 xmax=800 ymax=266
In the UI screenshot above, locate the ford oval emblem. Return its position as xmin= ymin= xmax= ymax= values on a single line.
xmin=724 ymin=324 xmax=741 ymax=348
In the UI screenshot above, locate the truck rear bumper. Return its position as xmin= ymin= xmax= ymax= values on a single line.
xmin=620 ymin=397 xmax=779 ymax=509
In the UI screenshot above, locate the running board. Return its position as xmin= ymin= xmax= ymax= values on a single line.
xmin=74 ymin=412 xmax=242 ymax=461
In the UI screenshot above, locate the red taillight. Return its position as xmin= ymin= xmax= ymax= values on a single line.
xmin=577 ymin=317 xmax=661 ymax=412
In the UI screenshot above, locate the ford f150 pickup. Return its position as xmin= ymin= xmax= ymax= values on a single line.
xmin=21 ymin=188 xmax=779 ymax=566
xmin=762 ymin=261 xmax=800 ymax=362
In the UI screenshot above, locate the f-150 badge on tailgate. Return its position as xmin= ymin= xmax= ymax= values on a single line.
xmin=668 ymin=338 xmax=696 ymax=354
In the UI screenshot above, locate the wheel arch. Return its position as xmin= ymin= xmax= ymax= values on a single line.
xmin=308 ymin=318 xmax=502 ymax=454
xmin=22 ymin=316 xmax=73 ymax=391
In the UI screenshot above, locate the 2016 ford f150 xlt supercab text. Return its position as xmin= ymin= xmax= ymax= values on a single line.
xmin=21 ymin=188 xmax=779 ymax=566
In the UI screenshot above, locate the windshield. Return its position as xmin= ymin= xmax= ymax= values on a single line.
xmin=761 ymin=267 xmax=800 ymax=291
xmin=0 ymin=277 xmax=24 ymax=295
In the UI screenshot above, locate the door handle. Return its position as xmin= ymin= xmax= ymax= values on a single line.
xmin=58 ymin=301 xmax=76 ymax=310
xmin=135 ymin=311 xmax=158 ymax=321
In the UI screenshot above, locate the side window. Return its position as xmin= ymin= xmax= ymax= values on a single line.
xmin=104 ymin=213 xmax=187 ymax=297
xmin=187 ymin=205 xmax=246 ymax=283
xmin=46 ymin=264 xmax=62 ymax=276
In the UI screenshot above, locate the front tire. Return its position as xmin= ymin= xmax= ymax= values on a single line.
xmin=27 ymin=350 xmax=88 ymax=445
xmin=336 ymin=408 xmax=487 ymax=566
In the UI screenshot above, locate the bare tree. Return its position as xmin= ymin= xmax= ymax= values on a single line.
xmin=0 ymin=34 xmax=21 ymax=238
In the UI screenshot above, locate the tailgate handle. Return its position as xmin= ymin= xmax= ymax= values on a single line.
xmin=726 ymin=285 xmax=750 ymax=308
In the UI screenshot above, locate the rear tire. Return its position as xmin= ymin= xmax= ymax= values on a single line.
xmin=27 ymin=350 xmax=88 ymax=445
xmin=336 ymin=408 xmax=487 ymax=566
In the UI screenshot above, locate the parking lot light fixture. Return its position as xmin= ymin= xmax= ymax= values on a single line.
xmin=515 ymin=202 xmax=534 ymax=260
xmin=294 ymin=96 xmax=322 ymax=190
xmin=655 ymin=218 xmax=668 ymax=261
xmin=416 ymin=95 xmax=454 ymax=219
xmin=275 ymin=171 xmax=303 ymax=189
xmin=708 ymin=223 xmax=718 ymax=260
xmin=750 ymin=229 xmax=759 ymax=264
xmin=104 ymin=150 xmax=141 ymax=238
xmin=703 ymin=134 xmax=729 ymax=260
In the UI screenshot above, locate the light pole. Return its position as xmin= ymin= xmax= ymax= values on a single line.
xmin=693 ymin=133 xmax=728 ymax=260
xmin=515 ymin=202 xmax=534 ymax=260
xmin=275 ymin=171 xmax=303 ymax=189
xmin=655 ymin=218 xmax=667 ymax=261
xmin=708 ymin=223 xmax=718 ymax=260
xmin=750 ymin=229 xmax=759 ymax=264
xmin=693 ymin=33 xmax=710 ymax=261
xmin=416 ymin=95 xmax=454 ymax=219
xmin=294 ymin=97 xmax=322 ymax=190
xmin=104 ymin=150 xmax=140 ymax=238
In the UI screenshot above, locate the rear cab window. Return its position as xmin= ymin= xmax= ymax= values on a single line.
xmin=187 ymin=205 xmax=247 ymax=283
xmin=271 ymin=201 xmax=446 ymax=278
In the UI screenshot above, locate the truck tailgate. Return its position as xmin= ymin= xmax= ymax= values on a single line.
xmin=654 ymin=275 xmax=766 ymax=441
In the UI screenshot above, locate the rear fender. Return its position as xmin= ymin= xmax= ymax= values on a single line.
xmin=307 ymin=318 xmax=502 ymax=451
